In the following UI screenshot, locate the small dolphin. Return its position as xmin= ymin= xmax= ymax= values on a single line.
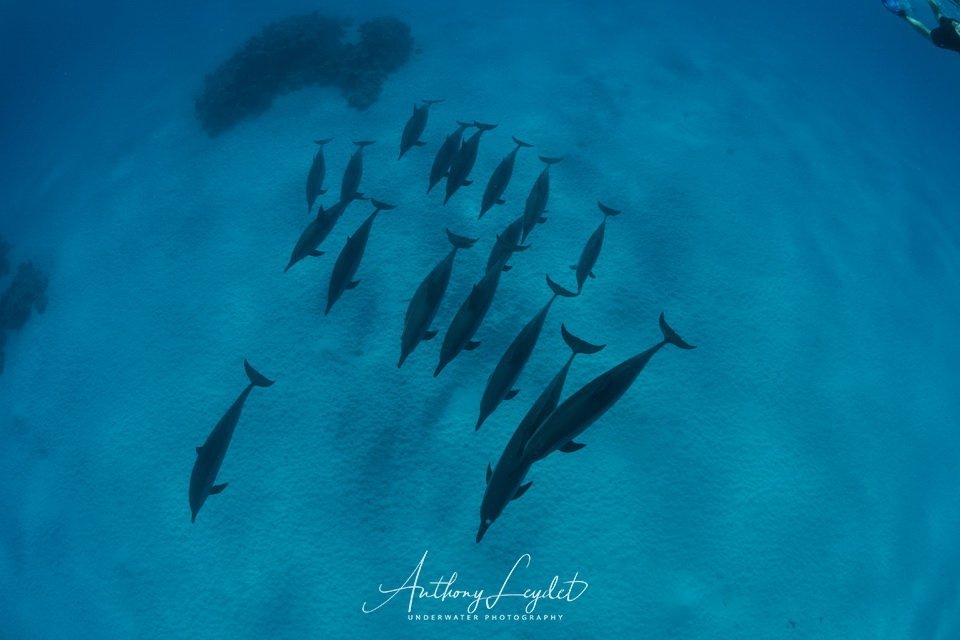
xmin=569 ymin=201 xmax=621 ymax=292
xmin=189 ymin=360 xmax=274 ymax=523
xmin=285 ymin=196 xmax=362 ymax=273
xmin=479 ymin=136 xmax=534 ymax=219
xmin=326 ymin=199 xmax=397 ymax=314
xmin=341 ymin=140 xmax=375 ymax=202
xmin=476 ymin=325 xmax=604 ymax=543
xmin=428 ymin=121 xmax=474 ymax=193
xmin=486 ymin=216 xmax=529 ymax=274
xmin=399 ymin=229 xmax=478 ymax=368
xmin=476 ymin=275 xmax=578 ymax=430
xmin=306 ymin=137 xmax=333 ymax=214
xmin=443 ymin=122 xmax=497 ymax=205
xmin=522 ymin=313 xmax=695 ymax=463
xmin=399 ymin=99 xmax=443 ymax=159
xmin=434 ymin=248 xmax=514 ymax=377
xmin=521 ymin=156 xmax=563 ymax=242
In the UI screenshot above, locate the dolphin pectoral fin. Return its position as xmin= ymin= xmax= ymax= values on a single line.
xmin=569 ymin=264 xmax=577 ymax=270
xmin=505 ymin=389 xmax=520 ymax=400
xmin=465 ymin=340 xmax=481 ymax=351
xmin=415 ymin=140 xmax=427 ymax=146
xmin=195 ymin=446 xmax=203 ymax=455
xmin=538 ymin=217 xmax=547 ymax=223
xmin=319 ymin=188 xmax=327 ymax=195
xmin=588 ymin=272 xmax=596 ymax=279
xmin=502 ymin=264 xmax=512 ymax=272
xmin=486 ymin=464 xmax=492 ymax=484
xmin=513 ymin=482 xmax=533 ymax=500
xmin=558 ymin=441 xmax=586 ymax=453
xmin=462 ymin=179 xmax=473 ymax=186
xmin=346 ymin=280 xmax=361 ymax=289
xmin=496 ymin=198 xmax=506 ymax=205
xmin=423 ymin=329 xmax=438 ymax=341
xmin=210 ymin=482 xmax=228 ymax=494
xmin=309 ymin=250 xmax=324 ymax=257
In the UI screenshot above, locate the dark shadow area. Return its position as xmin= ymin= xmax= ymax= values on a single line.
xmin=0 ymin=244 xmax=49 ymax=375
xmin=195 ymin=13 xmax=414 ymax=136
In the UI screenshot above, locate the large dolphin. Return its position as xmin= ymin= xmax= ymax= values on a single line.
xmin=399 ymin=99 xmax=443 ymax=159
xmin=305 ymin=137 xmax=333 ymax=214
xmin=443 ymin=122 xmax=497 ymax=205
xmin=476 ymin=325 xmax=604 ymax=543
xmin=434 ymin=248 xmax=514 ymax=377
xmin=189 ymin=360 xmax=274 ymax=523
xmin=340 ymin=140 xmax=375 ymax=202
xmin=285 ymin=196 xmax=362 ymax=273
xmin=428 ymin=121 xmax=474 ymax=194
xmin=486 ymin=216 xmax=528 ymax=274
xmin=522 ymin=313 xmax=695 ymax=463
xmin=521 ymin=156 xmax=563 ymax=242
xmin=475 ymin=275 xmax=578 ymax=430
xmin=326 ymin=199 xmax=396 ymax=314
xmin=478 ymin=136 xmax=534 ymax=219
xmin=399 ymin=229 xmax=478 ymax=368
xmin=569 ymin=201 xmax=621 ymax=292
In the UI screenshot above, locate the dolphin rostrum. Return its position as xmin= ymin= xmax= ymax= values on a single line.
xmin=443 ymin=122 xmax=497 ymax=205
xmin=486 ymin=215 xmax=529 ymax=274
xmin=285 ymin=195 xmax=362 ymax=273
xmin=476 ymin=325 xmax=604 ymax=543
xmin=428 ymin=121 xmax=474 ymax=194
xmin=521 ymin=156 xmax=563 ymax=242
xmin=522 ymin=313 xmax=695 ymax=463
xmin=189 ymin=360 xmax=274 ymax=523
xmin=399 ymin=229 xmax=478 ymax=368
xmin=399 ymin=99 xmax=443 ymax=159
xmin=306 ymin=137 xmax=333 ymax=214
xmin=475 ymin=275 xmax=578 ymax=430
xmin=326 ymin=199 xmax=397 ymax=314
xmin=434 ymin=247 xmax=514 ymax=377
xmin=340 ymin=140 xmax=375 ymax=202
xmin=569 ymin=201 xmax=621 ymax=292
xmin=479 ymin=136 xmax=534 ymax=219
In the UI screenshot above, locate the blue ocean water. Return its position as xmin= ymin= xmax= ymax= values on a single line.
xmin=1 ymin=0 xmax=959 ymax=637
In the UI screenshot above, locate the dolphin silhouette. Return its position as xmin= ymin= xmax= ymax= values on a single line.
xmin=399 ymin=229 xmax=478 ymax=368
xmin=569 ymin=201 xmax=621 ymax=292
xmin=326 ymin=199 xmax=396 ymax=314
xmin=305 ymin=137 xmax=333 ymax=214
xmin=475 ymin=275 xmax=577 ymax=430
xmin=486 ymin=216 xmax=529 ymax=274
xmin=479 ymin=136 xmax=533 ymax=219
xmin=476 ymin=325 xmax=604 ymax=543
xmin=285 ymin=195 xmax=362 ymax=273
xmin=522 ymin=313 xmax=694 ymax=463
xmin=340 ymin=140 xmax=375 ymax=202
xmin=443 ymin=122 xmax=497 ymax=205
xmin=189 ymin=360 xmax=274 ymax=523
xmin=399 ymin=99 xmax=443 ymax=159
xmin=521 ymin=156 xmax=562 ymax=242
xmin=428 ymin=121 xmax=474 ymax=194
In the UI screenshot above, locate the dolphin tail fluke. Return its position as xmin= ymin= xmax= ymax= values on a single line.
xmin=546 ymin=274 xmax=578 ymax=298
xmin=658 ymin=313 xmax=696 ymax=350
xmin=244 ymin=360 xmax=275 ymax=387
xmin=539 ymin=155 xmax=563 ymax=165
xmin=561 ymin=323 xmax=605 ymax=355
xmin=313 ymin=137 xmax=334 ymax=146
xmin=423 ymin=98 xmax=445 ymax=105
xmin=446 ymin=229 xmax=479 ymax=249
xmin=370 ymin=199 xmax=397 ymax=212
xmin=456 ymin=120 xmax=475 ymax=128
xmin=474 ymin=122 xmax=498 ymax=132
xmin=512 ymin=136 xmax=534 ymax=148
xmin=353 ymin=140 xmax=376 ymax=147
xmin=598 ymin=201 xmax=622 ymax=217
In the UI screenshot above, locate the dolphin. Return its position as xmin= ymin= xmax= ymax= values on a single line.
xmin=478 ymin=136 xmax=534 ymax=219
xmin=326 ymin=199 xmax=397 ymax=314
xmin=521 ymin=313 xmax=695 ymax=463
xmin=399 ymin=99 xmax=443 ymax=159
xmin=521 ymin=156 xmax=563 ymax=242
xmin=476 ymin=325 xmax=604 ymax=543
xmin=340 ymin=140 xmax=375 ymax=202
xmin=399 ymin=229 xmax=478 ymax=368
xmin=486 ymin=216 xmax=529 ymax=274
xmin=434 ymin=248 xmax=514 ymax=377
xmin=443 ymin=122 xmax=497 ymax=205
xmin=568 ymin=201 xmax=621 ymax=292
xmin=285 ymin=196 xmax=362 ymax=273
xmin=189 ymin=360 xmax=274 ymax=523
xmin=428 ymin=121 xmax=474 ymax=193
xmin=306 ymin=137 xmax=333 ymax=214
xmin=475 ymin=275 xmax=578 ymax=430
